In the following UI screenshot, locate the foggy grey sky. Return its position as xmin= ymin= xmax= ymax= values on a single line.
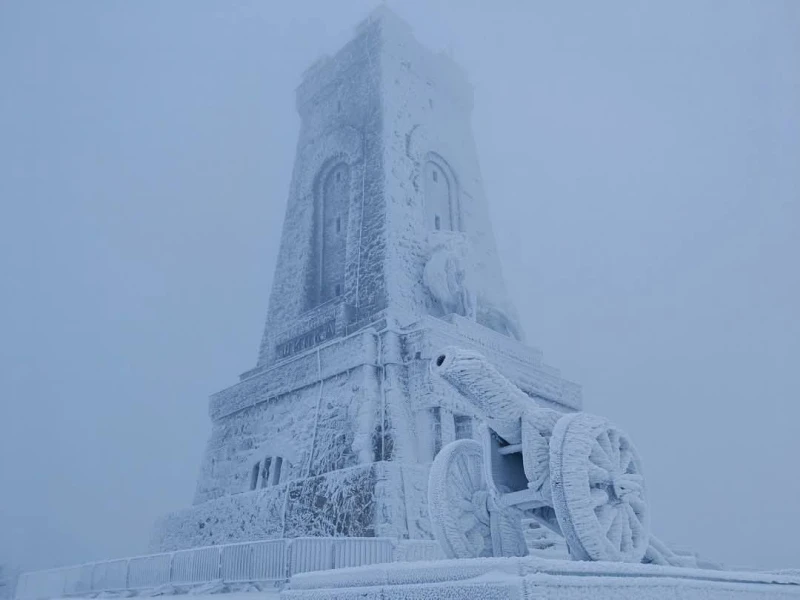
xmin=1 ymin=1 xmax=798 ymax=571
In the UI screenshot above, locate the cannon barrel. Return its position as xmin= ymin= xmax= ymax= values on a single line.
xmin=431 ymin=346 xmax=530 ymax=443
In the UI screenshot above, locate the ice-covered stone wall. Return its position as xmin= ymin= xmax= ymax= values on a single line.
xmin=377 ymin=10 xmax=524 ymax=339
xmin=256 ymin=15 xmax=386 ymax=368
xmin=153 ymin=315 xmax=579 ymax=551
xmin=256 ymin=6 xmax=524 ymax=374
xmin=151 ymin=7 xmax=582 ymax=553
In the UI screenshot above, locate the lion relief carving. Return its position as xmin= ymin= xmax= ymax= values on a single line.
xmin=423 ymin=233 xmax=477 ymax=320
xmin=423 ymin=232 xmax=524 ymax=341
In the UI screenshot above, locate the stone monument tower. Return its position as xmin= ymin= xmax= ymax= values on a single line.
xmin=151 ymin=7 xmax=581 ymax=552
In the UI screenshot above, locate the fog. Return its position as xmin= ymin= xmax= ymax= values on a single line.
xmin=1 ymin=0 xmax=798 ymax=573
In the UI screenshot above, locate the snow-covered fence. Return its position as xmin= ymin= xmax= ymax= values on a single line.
xmin=220 ymin=539 xmax=286 ymax=583
xmin=333 ymin=537 xmax=394 ymax=569
xmin=289 ymin=538 xmax=333 ymax=575
xmin=288 ymin=537 xmax=395 ymax=574
xmin=15 ymin=537 xmax=440 ymax=600
xmin=90 ymin=559 xmax=127 ymax=591
xmin=61 ymin=566 xmax=87 ymax=596
xmin=171 ymin=546 xmax=219 ymax=586
xmin=127 ymin=554 xmax=171 ymax=589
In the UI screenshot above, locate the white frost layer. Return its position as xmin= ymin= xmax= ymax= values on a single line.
xmin=54 ymin=595 xmax=277 ymax=600
xmin=283 ymin=557 xmax=800 ymax=600
xmin=287 ymin=555 xmax=800 ymax=590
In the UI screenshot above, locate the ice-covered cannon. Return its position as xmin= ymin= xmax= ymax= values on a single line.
xmin=428 ymin=347 xmax=702 ymax=567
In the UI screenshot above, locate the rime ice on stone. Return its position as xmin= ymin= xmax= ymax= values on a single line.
xmin=428 ymin=347 xmax=702 ymax=567
xmin=11 ymin=10 xmax=794 ymax=600
xmin=150 ymin=6 xmax=581 ymax=552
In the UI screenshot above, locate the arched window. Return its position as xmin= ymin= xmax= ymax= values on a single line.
xmin=311 ymin=163 xmax=350 ymax=307
xmin=424 ymin=159 xmax=456 ymax=232
xmin=249 ymin=462 xmax=260 ymax=491
xmin=249 ymin=455 xmax=284 ymax=491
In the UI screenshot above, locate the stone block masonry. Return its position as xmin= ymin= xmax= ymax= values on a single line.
xmin=153 ymin=315 xmax=579 ymax=551
xmin=150 ymin=6 xmax=581 ymax=553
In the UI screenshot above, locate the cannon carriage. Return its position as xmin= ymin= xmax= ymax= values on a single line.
xmin=427 ymin=347 xmax=697 ymax=567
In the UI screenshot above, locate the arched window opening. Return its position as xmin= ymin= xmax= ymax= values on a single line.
xmin=311 ymin=163 xmax=351 ymax=307
xmin=249 ymin=455 xmax=285 ymax=491
xmin=259 ymin=457 xmax=273 ymax=489
xmin=271 ymin=456 xmax=283 ymax=485
xmin=249 ymin=462 xmax=260 ymax=491
xmin=424 ymin=160 xmax=456 ymax=232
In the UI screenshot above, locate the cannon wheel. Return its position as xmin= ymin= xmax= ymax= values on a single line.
xmin=428 ymin=440 xmax=494 ymax=558
xmin=428 ymin=440 xmax=527 ymax=559
xmin=550 ymin=412 xmax=651 ymax=563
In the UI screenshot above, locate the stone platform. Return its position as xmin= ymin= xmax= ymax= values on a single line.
xmin=282 ymin=556 xmax=800 ymax=600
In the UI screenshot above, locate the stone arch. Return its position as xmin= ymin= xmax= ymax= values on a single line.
xmin=423 ymin=152 xmax=461 ymax=232
xmin=406 ymin=125 xmax=462 ymax=233
xmin=293 ymin=126 xmax=362 ymax=199
xmin=292 ymin=127 xmax=362 ymax=311
xmin=308 ymin=158 xmax=352 ymax=308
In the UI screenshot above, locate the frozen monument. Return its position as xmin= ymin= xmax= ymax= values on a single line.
xmin=150 ymin=6 xmax=577 ymax=552
xmin=16 ymin=7 xmax=796 ymax=600
xmin=140 ymin=8 xmax=799 ymax=600
xmin=271 ymin=8 xmax=798 ymax=600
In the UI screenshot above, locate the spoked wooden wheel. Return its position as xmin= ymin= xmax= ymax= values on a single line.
xmin=550 ymin=412 xmax=651 ymax=563
xmin=428 ymin=440 xmax=493 ymax=558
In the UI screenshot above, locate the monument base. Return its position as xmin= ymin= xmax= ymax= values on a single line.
xmin=282 ymin=556 xmax=800 ymax=600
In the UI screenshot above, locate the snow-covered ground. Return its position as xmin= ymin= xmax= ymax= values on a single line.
xmin=283 ymin=556 xmax=800 ymax=600
xmin=56 ymin=595 xmax=277 ymax=600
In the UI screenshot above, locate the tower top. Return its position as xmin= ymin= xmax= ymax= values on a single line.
xmin=297 ymin=5 xmax=472 ymax=117
xmin=354 ymin=4 xmax=412 ymax=36
xmin=256 ymin=5 xmax=520 ymax=370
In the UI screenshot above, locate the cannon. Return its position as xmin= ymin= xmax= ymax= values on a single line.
xmin=428 ymin=347 xmax=702 ymax=567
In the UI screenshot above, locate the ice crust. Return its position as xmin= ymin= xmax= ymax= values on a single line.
xmin=153 ymin=8 xmax=580 ymax=551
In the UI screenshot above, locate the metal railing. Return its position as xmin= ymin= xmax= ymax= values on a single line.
xmin=14 ymin=538 xmax=443 ymax=600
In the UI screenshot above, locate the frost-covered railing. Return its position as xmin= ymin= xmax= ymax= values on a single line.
xmin=14 ymin=538 xmax=443 ymax=600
